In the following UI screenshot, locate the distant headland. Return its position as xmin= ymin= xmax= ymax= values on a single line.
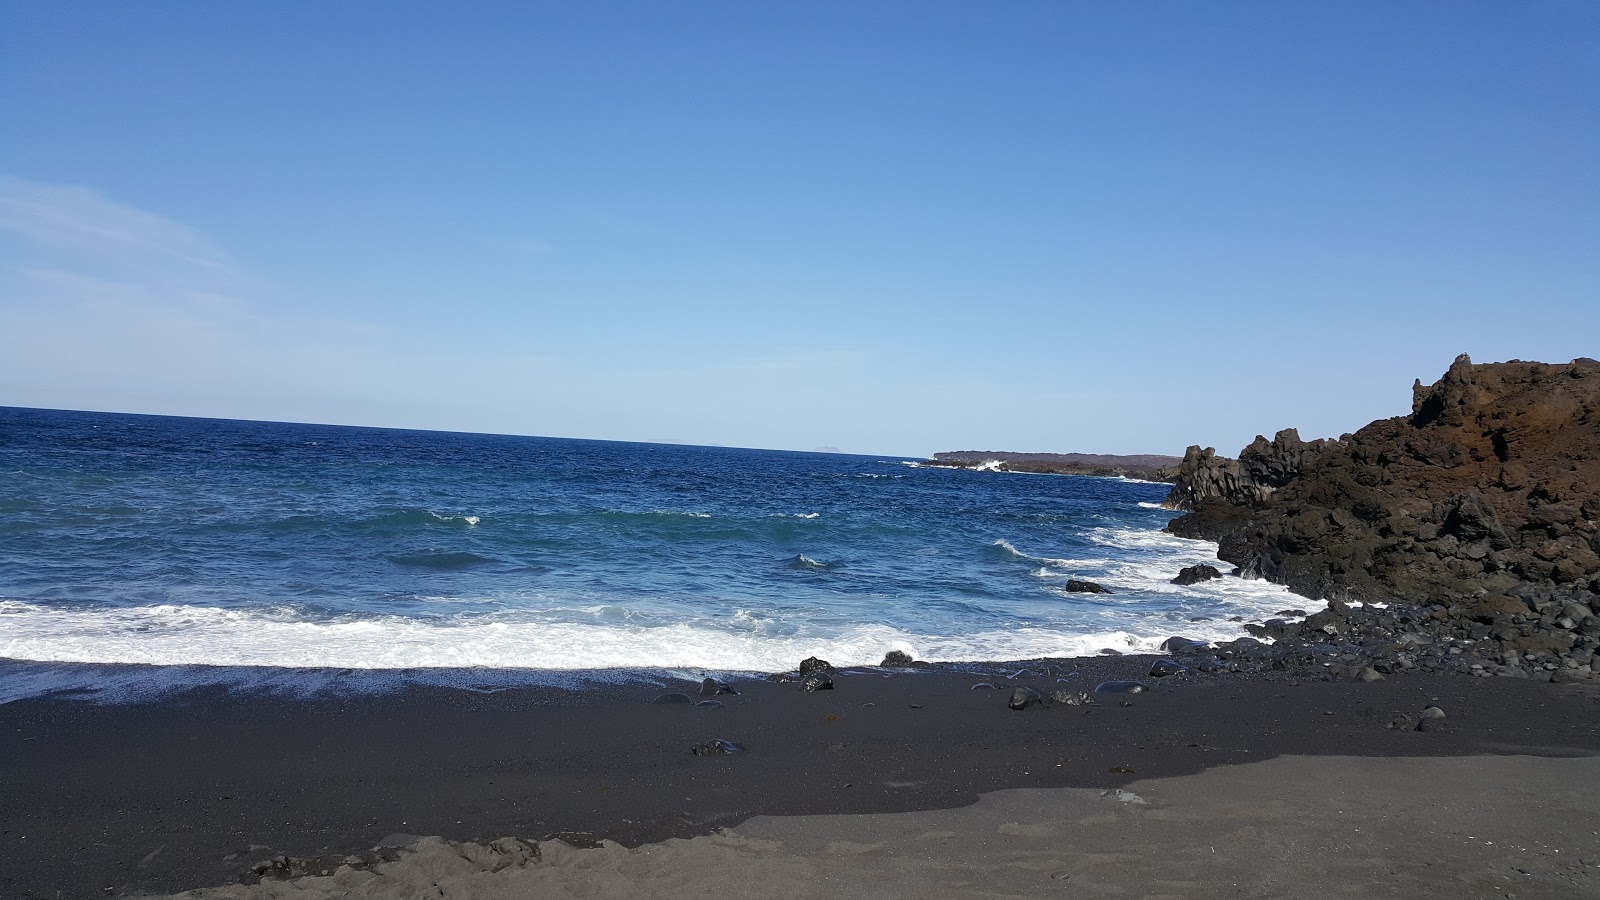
xmin=920 ymin=450 xmax=1182 ymax=483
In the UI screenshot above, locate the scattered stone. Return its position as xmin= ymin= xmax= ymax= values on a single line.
xmin=1359 ymin=667 xmax=1385 ymax=682
xmin=1098 ymin=648 xmax=1122 ymax=656
xmin=801 ymin=672 xmax=834 ymax=692
xmin=1052 ymin=689 xmax=1094 ymax=705
xmin=691 ymin=739 xmax=747 ymax=756
xmin=1102 ymin=789 xmax=1148 ymax=805
xmin=1171 ymin=564 xmax=1222 ymax=585
xmin=764 ymin=673 xmax=793 ymax=683
xmin=695 ymin=700 xmax=724 ymax=709
xmin=651 ymin=693 xmax=692 ymax=705
xmin=700 ymin=677 xmax=738 ymax=696
xmin=970 ymin=682 xmax=999 ymax=691
xmin=880 ymin=650 xmax=914 ymax=667
xmin=1276 ymin=609 xmax=1309 ymax=618
xmin=1160 ymin=636 xmax=1210 ymax=653
xmin=1008 ymin=686 xmax=1042 ymax=710
xmin=1421 ymin=706 xmax=1446 ymax=719
xmin=1148 ymin=659 xmax=1188 ymax=678
xmin=1065 ymin=579 xmax=1112 ymax=594
xmin=1094 ymin=680 xmax=1149 ymax=694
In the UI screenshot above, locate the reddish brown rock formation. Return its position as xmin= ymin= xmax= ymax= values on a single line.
xmin=1165 ymin=355 xmax=1600 ymax=619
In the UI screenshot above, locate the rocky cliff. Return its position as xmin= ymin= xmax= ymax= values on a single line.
xmin=1165 ymin=355 xmax=1600 ymax=621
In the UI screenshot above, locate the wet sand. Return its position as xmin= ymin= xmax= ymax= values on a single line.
xmin=2 ymin=660 xmax=1598 ymax=899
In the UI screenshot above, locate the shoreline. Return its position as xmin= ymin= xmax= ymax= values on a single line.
xmin=4 ymin=656 xmax=1598 ymax=899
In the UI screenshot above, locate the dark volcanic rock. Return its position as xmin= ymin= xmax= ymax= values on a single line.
xmin=1149 ymin=659 xmax=1189 ymax=678
xmin=1007 ymin=686 xmax=1042 ymax=710
xmin=1172 ymin=564 xmax=1223 ymax=585
xmin=800 ymin=672 xmax=834 ymax=692
xmin=691 ymin=739 xmax=746 ymax=756
xmin=880 ymin=650 xmax=915 ymax=667
xmin=1064 ymin=580 xmax=1112 ymax=594
xmin=699 ymin=678 xmax=738 ymax=696
xmin=1164 ymin=356 xmax=1600 ymax=614
xmin=799 ymin=656 xmax=834 ymax=676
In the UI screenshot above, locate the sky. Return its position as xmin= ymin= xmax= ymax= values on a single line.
xmin=1 ymin=2 xmax=1596 ymax=458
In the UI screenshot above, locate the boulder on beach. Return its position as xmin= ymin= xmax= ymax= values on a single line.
xmin=1007 ymin=686 xmax=1042 ymax=710
xmin=699 ymin=677 xmax=738 ymax=696
xmin=1160 ymin=636 xmax=1210 ymax=653
xmin=1149 ymin=659 xmax=1188 ymax=678
xmin=880 ymin=650 xmax=915 ymax=667
xmin=799 ymin=656 xmax=833 ymax=676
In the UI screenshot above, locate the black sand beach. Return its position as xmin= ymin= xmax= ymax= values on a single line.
xmin=3 ymin=659 xmax=1598 ymax=899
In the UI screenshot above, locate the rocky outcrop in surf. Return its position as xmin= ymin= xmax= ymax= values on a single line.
xmin=1164 ymin=355 xmax=1600 ymax=624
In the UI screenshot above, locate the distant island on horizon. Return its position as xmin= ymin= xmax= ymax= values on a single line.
xmin=920 ymin=450 xmax=1183 ymax=483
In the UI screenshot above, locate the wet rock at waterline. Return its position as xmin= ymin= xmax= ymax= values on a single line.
xmin=1064 ymin=580 xmax=1112 ymax=594
xmin=1172 ymin=564 xmax=1222 ymax=586
xmin=700 ymin=677 xmax=738 ymax=696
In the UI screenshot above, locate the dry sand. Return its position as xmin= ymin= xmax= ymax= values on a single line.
xmin=155 ymin=754 xmax=1600 ymax=900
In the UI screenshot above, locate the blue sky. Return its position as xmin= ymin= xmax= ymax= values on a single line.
xmin=2 ymin=2 xmax=1595 ymax=457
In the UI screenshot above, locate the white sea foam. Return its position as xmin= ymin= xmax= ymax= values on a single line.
xmin=0 ymin=586 xmax=1294 ymax=695
xmin=1136 ymin=501 xmax=1169 ymax=510
xmin=770 ymin=512 xmax=821 ymax=519
xmin=428 ymin=511 xmax=481 ymax=526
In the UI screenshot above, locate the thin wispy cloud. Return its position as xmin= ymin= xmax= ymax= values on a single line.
xmin=0 ymin=174 xmax=234 ymax=276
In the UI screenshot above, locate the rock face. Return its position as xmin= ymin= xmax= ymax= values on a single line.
xmin=1164 ymin=355 xmax=1600 ymax=619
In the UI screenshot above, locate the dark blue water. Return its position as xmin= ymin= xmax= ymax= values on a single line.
xmin=0 ymin=407 xmax=1294 ymax=677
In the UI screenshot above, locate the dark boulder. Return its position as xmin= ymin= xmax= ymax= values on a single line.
xmin=801 ymin=671 xmax=834 ymax=692
xmin=880 ymin=650 xmax=915 ymax=667
xmin=1008 ymin=686 xmax=1042 ymax=710
xmin=1172 ymin=564 xmax=1223 ymax=586
xmin=1160 ymin=636 xmax=1210 ymax=653
xmin=699 ymin=677 xmax=738 ymax=696
xmin=1148 ymin=659 xmax=1188 ymax=678
xmin=1064 ymin=580 xmax=1112 ymax=594
xmin=799 ymin=656 xmax=834 ymax=676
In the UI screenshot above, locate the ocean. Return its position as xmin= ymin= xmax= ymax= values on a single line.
xmin=0 ymin=406 xmax=1302 ymax=701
